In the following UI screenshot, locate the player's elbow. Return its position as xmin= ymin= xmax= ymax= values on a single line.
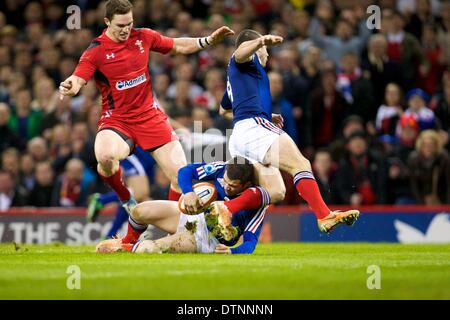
xmin=234 ymin=53 xmax=247 ymax=64
xmin=219 ymin=106 xmax=228 ymax=116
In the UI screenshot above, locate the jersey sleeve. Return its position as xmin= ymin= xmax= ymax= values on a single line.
xmin=230 ymin=231 xmax=258 ymax=254
xmin=141 ymin=28 xmax=174 ymax=54
xmin=178 ymin=162 xmax=225 ymax=194
xmin=221 ymin=91 xmax=232 ymax=110
xmin=233 ymin=54 xmax=260 ymax=78
xmin=73 ymin=41 xmax=101 ymax=82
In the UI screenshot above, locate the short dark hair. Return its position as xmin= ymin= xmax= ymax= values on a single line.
xmin=105 ymin=0 xmax=133 ymax=21
xmin=235 ymin=29 xmax=261 ymax=48
xmin=225 ymin=156 xmax=254 ymax=184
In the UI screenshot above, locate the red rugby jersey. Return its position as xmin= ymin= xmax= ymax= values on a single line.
xmin=73 ymin=28 xmax=173 ymax=121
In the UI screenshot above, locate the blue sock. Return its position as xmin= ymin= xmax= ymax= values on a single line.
xmin=99 ymin=191 xmax=119 ymax=206
xmin=106 ymin=206 xmax=129 ymax=238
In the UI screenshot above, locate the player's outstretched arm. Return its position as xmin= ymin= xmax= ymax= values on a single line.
xmin=171 ymin=26 xmax=234 ymax=55
xmin=59 ymin=75 xmax=86 ymax=99
xmin=234 ymin=35 xmax=283 ymax=63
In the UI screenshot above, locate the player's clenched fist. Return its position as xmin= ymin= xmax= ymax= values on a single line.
xmin=59 ymin=75 xmax=86 ymax=100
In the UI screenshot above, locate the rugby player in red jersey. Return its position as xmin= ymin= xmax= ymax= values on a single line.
xmin=59 ymin=0 xmax=234 ymax=243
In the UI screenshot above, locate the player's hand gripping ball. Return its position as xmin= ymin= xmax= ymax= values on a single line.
xmin=178 ymin=182 xmax=217 ymax=215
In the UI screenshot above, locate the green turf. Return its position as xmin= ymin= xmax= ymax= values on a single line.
xmin=0 ymin=242 xmax=449 ymax=299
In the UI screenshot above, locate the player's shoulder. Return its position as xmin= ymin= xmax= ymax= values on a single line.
xmin=134 ymin=27 xmax=160 ymax=38
xmin=83 ymin=37 xmax=104 ymax=54
xmin=196 ymin=161 xmax=226 ymax=176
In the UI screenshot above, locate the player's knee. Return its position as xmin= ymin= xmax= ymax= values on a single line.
xmin=270 ymin=185 xmax=286 ymax=204
xmin=130 ymin=204 xmax=144 ymax=223
xmin=290 ymin=157 xmax=312 ymax=174
xmin=97 ymin=153 xmax=116 ymax=169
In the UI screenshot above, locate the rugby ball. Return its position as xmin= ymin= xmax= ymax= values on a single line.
xmin=178 ymin=182 xmax=217 ymax=214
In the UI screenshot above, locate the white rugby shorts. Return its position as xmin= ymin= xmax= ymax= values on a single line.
xmin=229 ymin=117 xmax=284 ymax=164
xmin=177 ymin=213 xmax=219 ymax=253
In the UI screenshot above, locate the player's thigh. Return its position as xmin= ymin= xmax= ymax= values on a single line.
xmin=132 ymin=200 xmax=180 ymax=234
xmin=151 ymin=140 xmax=187 ymax=185
xmin=126 ymin=175 xmax=150 ymax=202
xmin=94 ymin=129 xmax=131 ymax=162
xmin=253 ymin=163 xmax=286 ymax=204
xmin=135 ymin=231 xmax=197 ymax=254
xmin=264 ymin=133 xmax=311 ymax=175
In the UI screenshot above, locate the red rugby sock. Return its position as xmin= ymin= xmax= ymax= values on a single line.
xmin=224 ymin=187 xmax=270 ymax=213
xmin=168 ymin=188 xmax=182 ymax=201
xmin=122 ymin=218 xmax=146 ymax=244
xmin=99 ymin=167 xmax=130 ymax=202
xmin=294 ymin=171 xmax=330 ymax=219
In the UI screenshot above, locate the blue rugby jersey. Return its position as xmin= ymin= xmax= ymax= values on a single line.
xmin=221 ymin=54 xmax=272 ymax=124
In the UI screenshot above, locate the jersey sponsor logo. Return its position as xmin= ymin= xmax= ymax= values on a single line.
xmin=106 ymin=53 xmax=115 ymax=59
xmin=203 ymin=164 xmax=217 ymax=174
xmin=116 ymin=73 xmax=147 ymax=90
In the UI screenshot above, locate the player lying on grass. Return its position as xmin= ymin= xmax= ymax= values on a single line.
xmin=220 ymin=29 xmax=360 ymax=233
xmin=96 ymin=156 xmax=271 ymax=254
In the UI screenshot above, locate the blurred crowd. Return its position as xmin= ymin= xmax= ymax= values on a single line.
xmin=0 ymin=0 xmax=449 ymax=210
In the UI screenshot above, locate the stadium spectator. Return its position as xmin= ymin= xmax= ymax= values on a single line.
xmin=362 ymin=34 xmax=403 ymax=107
xmin=1 ymin=147 xmax=20 ymax=179
xmin=272 ymin=47 xmax=309 ymax=147
xmin=41 ymin=92 xmax=76 ymax=139
xmin=312 ymin=149 xmax=338 ymax=204
xmin=434 ymin=78 xmax=450 ymax=151
xmin=329 ymin=114 xmax=365 ymax=162
xmin=375 ymin=83 xmax=404 ymax=139
xmin=337 ymin=52 xmax=376 ymax=123
xmin=408 ymin=130 xmax=450 ymax=204
xmin=395 ymin=114 xmax=422 ymax=164
xmin=418 ymin=23 xmax=448 ymax=94
xmin=8 ymin=89 xmax=43 ymax=145
xmin=404 ymin=88 xmax=436 ymax=130
xmin=308 ymin=14 xmax=372 ymax=65
xmin=268 ymin=71 xmax=298 ymax=144
xmin=31 ymin=77 xmax=57 ymax=113
xmin=27 ymin=137 xmax=48 ymax=162
xmin=299 ymin=45 xmax=322 ymax=92
xmin=28 ymin=161 xmax=55 ymax=207
xmin=0 ymin=102 xmax=22 ymax=152
xmin=167 ymin=62 xmax=204 ymax=103
xmin=405 ymin=0 xmax=438 ymax=40
xmin=51 ymin=158 xmax=95 ymax=207
xmin=19 ymin=153 xmax=35 ymax=192
xmin=382 ymin=9 xmax=429 ymax=90
xmin=310 ymin=70 xmax=349 ymax=148
xmin=0 ymin=170 xmax=27 ymax=210
xmin=334 ymin=131 xmax=388 ymax=205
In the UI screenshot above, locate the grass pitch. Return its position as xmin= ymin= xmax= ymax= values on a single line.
xmin=0 ymin=243 xmax=449 ymax=300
